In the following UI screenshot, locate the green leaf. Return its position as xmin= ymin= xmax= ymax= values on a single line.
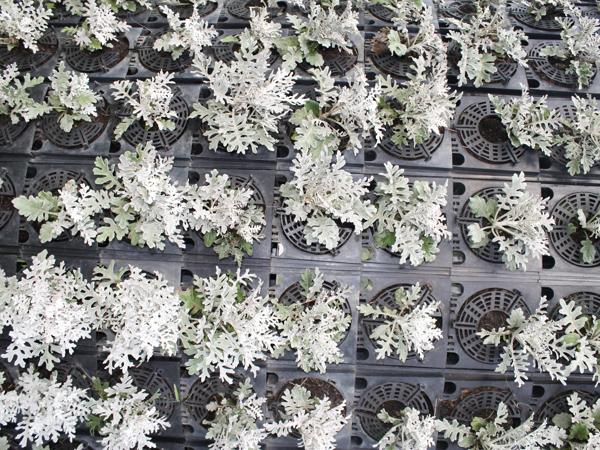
xmin=304 ymin=99 xmax=321 ymax=118
xmin=93 ymin=157 xmax=119 ymax=189
xmin=581 ymin=239 xmax=596 ymax=264
xmin=552 ymin=412 xmax=572 ymax=429
xmin=87 ymin=415 xmax=104 ymax=435
xmin=569 ymin=422 xmax=590 ymax=442
xmin=305 ymin=49 xmax=324 ymax=67
xmin=567 ymin=222 xmax=577 ymax=235
xmin=181 ymin=287 xmax=203 ymax=315
xmin=221 ymin=35 xmax=240 ymax=43
xmin=469 ymin=196 xmax=497 ymax=219
xmin=470 ymin=416 xmax=488 ymax=432
xmin=374 ymin=230 xmax=396 ymax=248
xmin=203 ymin=230 xmax=217 ymax=248
xmin=12 ymin=193 xmax=60 ymax=221
xmin=299 ymin=269 xmax=315 ymax=294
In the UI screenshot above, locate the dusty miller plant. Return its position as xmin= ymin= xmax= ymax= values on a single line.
xmin=0 ymin=250 xmax=97 ymax=370
xmin=93 ymin=262 xmax=182 ymax=373
xmin=0 ymin=0 xmax=52 ymax=52
xmin=111 ymin=71 xmax=178 ymax=139
xmin=552 ymin=392 xmax=600 ymax=449
xmin=280 ymin=149 xmax=375 ymax=250
xmin=204 ymin=379 xmax=268 ymax=449
xmin=369 ymin=163 xmax=450 ymax=266
xmin=290 ymin=66 xmax=383 ymax=155
xmin=514 ymin=0 xmax=573 ymax=22
xmin=0 ymin=63 xmax=49 ymax=124
xmin=540 ymin=12 xmax=600 ymax=89
xmin=467 ymin=172 xmax=554 ymax=271
xmin=557 ymin=299 xmax=600 ymax=383
xmin=554 ymin=96 xmax=600 ymax=175
xmin=63 ymin=0 xmax=130 ymax=51
xmin=273 ymin=268 xmax=353 ymax=373
xmin=566 ymin=207 xmax=600 ymax=264
xmin=275 ymin=0 xmax=359 ymax=69
xmin=447 ymin=5 xmax=528 ymax=87
xmin=358 ymin=283 xmax=442 ymax=361
xmin=153 ymin=6 xmax=218 ymax=59
xmin=437 ymin=402 xmax=566 ymax=450
xmin=378 ymin=52 xmax=460 ymax=148
xmin=264 ymin=384 xmax=348 ymax=450
xmin=375 ymin=407 xmax=438 ymax=450
xmin=0 ymin=368 xmax=92 ymax=448
xmin=489 ymin=88 xmax=561 ymax=156
xmin=47 ymin=62 xmax=100 ymax=132
xmin=88 ymin=375 xmax=170 ymax=450
xmin=191 ymin=32 xmax=304 ymax=154
xmin=179 ymin=268 xmax=282 ymax=383
xmin=185 ymin=170 xmax=266 ymax=264
xmin=478 ymin=296 xmax=574 ymax=386
xmin=13 ymin=142 xmax=189 ymax=250
xmin=220 ymin=7 xmax=284 ymax=51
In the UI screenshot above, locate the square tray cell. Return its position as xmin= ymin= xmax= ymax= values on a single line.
xmin=264 ymin=361 xmax=355 ymax=450
xmin=361 ymin=171 xmax=453 ymax=274
xmin=0 ymin=84 xmax=46 ymax=156
xmin=142 ymin=0 xmax=222 ymax=27
xmin=446 ymin=277 xmax=542 ymax=372
xmin=180 ymin=368 xmax=266 ymax=444
xmin=357 ymin=272 xmax=451 ymax=369
xmin=183 ymin=166 xmax=274 ymax=262
xmin=33 ymin=83 xmax=113 ymax=157
xmin=437 ymin=375 xmax=532 ymax=450
xmin=17 ymin=159 xmax=100 ymax=253
xmin=267 ymin=266 xmax=360 ymax=367
xmin=526 ymin=38 xmax=600 ymax=96
xmin=352 ymin=366 xmax=444 ymax=449
xmin=362 ymin=0 xmax=439 ymax=29
xmin=452 ymin=176 xmax=544 ymax=275
xmin=271 ymin=170 xmax=364 ymax=268
xmin=57 ymin=28 xmax=142 ymax=80
xmin=0 ymin=28 xmax=59 ymax=78
xmin=217 ymin=0 xmax=290 ymax=27
xmin=451 ymin=95 xmax=540 ymax=175
xmin=542 ymin=182 xmax=600 ymax=277
xmin=0 ymin=159 xmax=27 ymax=247
xmin=508 ymin=4 xmax=576 ymax=38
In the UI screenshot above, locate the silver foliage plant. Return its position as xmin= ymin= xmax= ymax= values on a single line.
xmin=437 ymin=402 xmax=566 ymax=450
xmin=0 ymin=0 xmax=52 ymax=52
xmin=290 ymin=66 xmax=384 ymax=156
xmin=280 ymin=149 xmax=375 ymax=250
xmin=179 ymin=268 xmax=283 ymax=383
xmin=276 ymin=0 xmax=359 ymax=69
xmin=489 ymin=88 xmax=561 ymax=156
xmin=552 ymin=392 xmax=600 ymax=449
xmin=567 ymin=207 xmax=600 ymax=264
xmin=369 ymin=163 xmax=450 ymax=266
xmin=47 ymin=61 xmax=101 ymax=132
xmin=555 ymin=96 xmax=600 ymax=176
xmin=358 ymin=283 xmax=442 ymax=361
xmin=153 ymin=5 xmax=218 ymax=59
xmin=0 ymin=63 xmax=50 ymax=124
xmin=191 ymin=19 xmax=304 ymax=155
xmin=264 ymin=384 xmax=348 ymax=450
xmin=0 ymin=250 xmax=98 ymax=370
xmin=513 ymin=0 xmax=573 ymax=22
xmin=204 ymin=379 xmax=268 ymax=450
xmin=375 ymin=407 xmax=438 ymax=450
xmin=447 ymin=5 xmax=528 ymax=87
xmin=63 ymin=0 xmax=130 ymax=51
xmin=540 ymin=12 xmax=600 ymax=89
xmin=478 ymin=296 xmax=574 ymax=386
xmin=273 ymin=268 xmax=354 ymax=373
xmin=111 ymin=71 xmax=178 ymax=139
xmin=467 ymin=172 xmax=554 ymax=271
xmin=93 ymin=262 xmax=182 ymax=373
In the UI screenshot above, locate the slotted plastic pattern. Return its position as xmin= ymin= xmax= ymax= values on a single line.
xmin=357 ymin=382 xmax=433 ymax=441
xmin=227 ymin=0 xmax=285 ymax=19
xmin=456 ymin=101 xmax=525 ymax=164
xmin=119 ymin=90 xmax=189 ymax=151
xmin=535 ymin=390 xmax=596 ymax=422
xmin=528 ymin=42 xmax=595 ymax=87
xmin=0 ymin=174 xmax=15 ymax=232
xmin=299 ymin=47 xmax=358 ymax=77
xmin=65 ymin=37 xmax=129 ymax=73
xmin=131 ymin=367 xmax=176 ymax=419
xmin=448 ymin=387 xmax=521 ymax=423
xmin=549 ymin=192 xmax=600 ymax=267
xmin=378 ymin=128 xmax=444 ymax=160
xmin=370 ymin=50 xmax=414 ymax=79
xmin=455 ymin=288 xmax=530 ymax=364
xmin=138 ymin=33 xmax=193 ymax=72
xmin=459 ymin=187 xmax=505 ymax=263
xmin=41 ymin=97 xmax=110 ymax=148
xmin=366 ymin=2 xmax=395 ymax=22
xmin=184 ymin=376 xmax=239 ymax=426
xmin=511 ymin=5 xmax=563 ymax=31
xmin=362 ymin=284 xmax=440 ymax=359
xmin=280 ymin=213 xmax=354 ymax=255
xmin=214 ymin=41 xmax=279 ymax=65
xmin=550 ymin=104 xmax=577 ymax=167
xmin=0 ymin=30 xmax=57 ymax=70
xmin=551 ymin=291 xmax=600 ymax=320
xmin=0 ymin=117 xmax=28 ymax=146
